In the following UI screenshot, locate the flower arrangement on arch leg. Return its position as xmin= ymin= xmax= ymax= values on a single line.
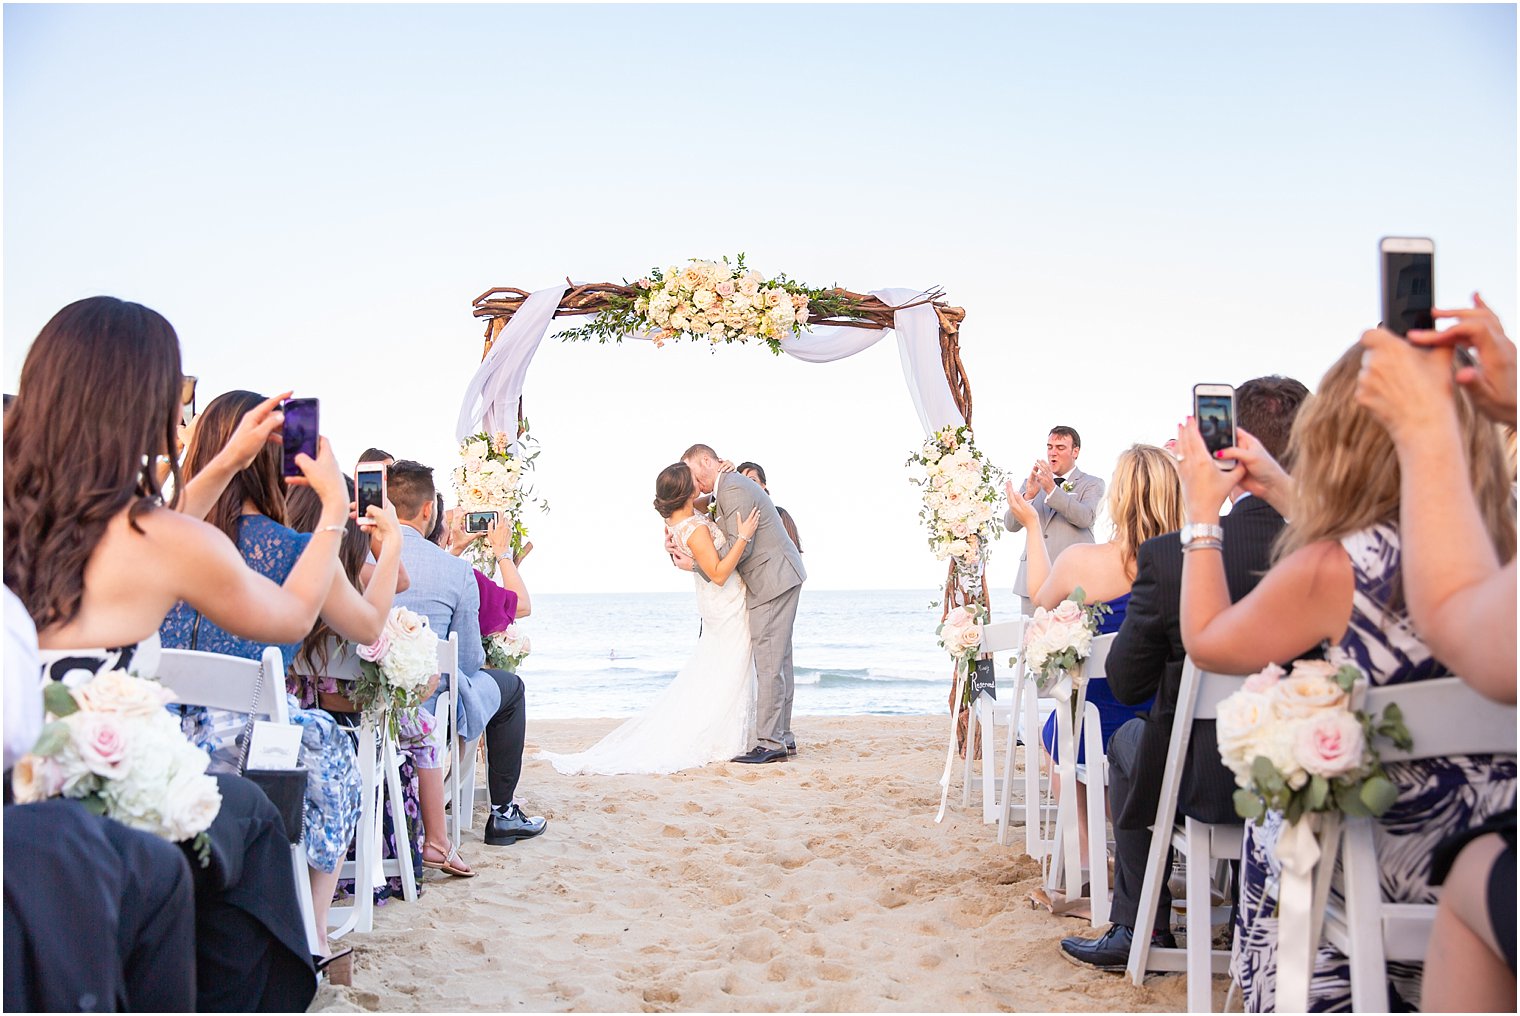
xmin=906 ymin=425 xmax=1005 ymax=586
xmin=353 ymin=608 xmax=441 ymax=739
xmin=453 ymin=422 xmax=546 ymax=577
xmin=1217 ymin=656 xmax=1411 ymax=826
xmin=11 ymin=670 xmax=221 ymax=864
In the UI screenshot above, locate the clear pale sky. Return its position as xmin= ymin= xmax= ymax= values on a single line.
xmin=5 ymin=4 xmax=1515 ymax=595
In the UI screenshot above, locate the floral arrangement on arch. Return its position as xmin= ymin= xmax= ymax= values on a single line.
xmin=12 ymin=670 xmax=221 ymax=863
xmin=1019 ymin=591 xmax=1111 ymax=701
xmin=1217 ymin=656 xmax=1410 ymax=825
xmin=557 ymin=254 xmax=855 ymax=355
xmin=453 ymin=423 xmax=544 ymax=575
xmin=483 ymin=623 xmax=531 ymax=674
xmin=353 ymin=608 xmax=440 ymax=738
xmin=906 ymin=425 xmax=1005 ymax=568
xmin=937 ymin=603 xmax=987 ymax=673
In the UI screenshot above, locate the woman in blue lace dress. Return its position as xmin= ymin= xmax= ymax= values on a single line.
xmin=1174 ymin=343 xmax=1516 ymax=1011
xmin=161 ymin=390 xmax=406 ymax=954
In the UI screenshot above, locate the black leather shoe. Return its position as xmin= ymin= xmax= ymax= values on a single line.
xmin=484 ymin=803 xmax=547 ymax=845
xmin=731 ymin=746 xmax=788 ymax=764
xmin=1059 ymin=924 xmax=1176 ymax=972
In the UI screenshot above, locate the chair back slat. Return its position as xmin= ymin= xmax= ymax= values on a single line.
xmin=1079 ymin=632 xmax=1117 ymax=680
xmin=157 ymin=646 xmax=289 ymax=723
xmin=287 ymin=637 xmax=363 ymax=681
xmin=1193 ymin=669 xmax=1246 ymax=720
xmin=1364 ymin=678 xmax=1517 ymax=762
xmin=978 ymin=619 xmax=1026 ymax=655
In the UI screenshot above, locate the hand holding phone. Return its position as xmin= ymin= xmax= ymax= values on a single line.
xmin=1193 ymin=384 xmax=1238 ymax=470
xmin=465 ymin=510 xmax=500 ymax=534
xmin=355 ymin=461 xmax=387 ymax=528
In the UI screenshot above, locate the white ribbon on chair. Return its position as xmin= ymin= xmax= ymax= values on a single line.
xmin=1275 ymin=817 xmax=1322 ymax=1012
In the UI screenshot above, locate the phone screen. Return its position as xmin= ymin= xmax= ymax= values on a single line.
xmin=1382 ymin=250 xmax=1434 ymax=336
xmin=356 ymin=467 xmax=384 ymax=518
xmin=466 ymin=511 xmax=497 ymax=533
xmin=280 ymin=399 xmax=319 ymax=477
xmin=1196 ymin=394 xmax=1235 ymax=458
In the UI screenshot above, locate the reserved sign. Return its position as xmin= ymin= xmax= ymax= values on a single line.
xmin=971 ymin=657 xmax=996 ymax=700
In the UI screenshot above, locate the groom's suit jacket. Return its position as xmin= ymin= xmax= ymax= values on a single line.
xmin=693 ymin=471 xmax=806 ymax=606
xmin=1003 ymin=465 xmax=1104 ymax=598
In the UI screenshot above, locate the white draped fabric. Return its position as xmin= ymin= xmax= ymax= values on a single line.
xmin=454 ymin=284 xmax=964 ymax=442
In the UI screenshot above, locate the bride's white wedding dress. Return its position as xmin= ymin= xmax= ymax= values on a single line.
xmin=538 ymin=513 xmax=756 ymax=775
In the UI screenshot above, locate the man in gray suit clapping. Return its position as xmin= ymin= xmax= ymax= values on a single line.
xmin=1004 ymin=426 xmax=1105 ymax=616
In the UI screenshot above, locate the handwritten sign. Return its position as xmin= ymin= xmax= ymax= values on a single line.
xmin=971 ymin=657 xmax=996 ymax=700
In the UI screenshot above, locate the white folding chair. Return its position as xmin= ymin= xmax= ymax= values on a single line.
xmin=430 ymin=633 xmax=483 ymax=844
xmin=998 ymin=660 xmax=1059 ymax=855
xmin=961 ymin=618 xmax=1026 ymax=824
xmin=1126 ymin=658 xmax=1248 ymax=1012
xmin=1043 ymin=633 xmax=1115 ymax=926
xmin=157 ymin=646 xmax=324 ymax=958
xmin=1307 ymin=678 xmax=1518 ymax=1012
xmin=287 ymin=640 xmax=417 ymax=938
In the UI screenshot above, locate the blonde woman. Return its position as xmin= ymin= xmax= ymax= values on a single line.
xmin=1007 ymin=443 xmax=1185 ymax=759
xmin=1174 ymin=342 xmax=1516 ymax=1011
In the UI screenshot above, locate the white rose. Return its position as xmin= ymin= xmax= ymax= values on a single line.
xmin=72 ymin=670 xmax=177 ymax=716
xmin=1215 ymin=689 xmax=1273 ymax=780
xmin=1271 ymin=672 xmax=1348 ymax=720
xmin=692 ymin=288 xmax=716 ymax=310
xmin=463 ymin=440 xmax=489 ymax=464
xmin=161 ymin=768 xmax=223 ymax=841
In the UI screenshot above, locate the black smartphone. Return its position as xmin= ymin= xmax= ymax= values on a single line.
xmin=465 ymin=510 xmax=499 ymax=534
xmin=355 ymin=461 xmax=386 ymax=525
xmin=1380 ymin=236 xmax=1435 ymax=337
xmin=1193 ymin=384 xmax=1237 ymax=470
xmin=280 ymin=398 xmax=319 ymax=478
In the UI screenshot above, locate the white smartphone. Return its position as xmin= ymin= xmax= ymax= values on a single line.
xmin=1193 ymin=383 xmax=1237 ymax=470
xmin=1379 ymin=236 xmax=1435 ymax=337
xmin=354 ymin=461 xmax=387 ymax=527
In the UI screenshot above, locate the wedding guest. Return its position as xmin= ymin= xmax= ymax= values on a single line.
xmin=1006 ymin=443 xmax=1182 ymax=881
xmin=4 ymin=295 xmax=351 ymax=1009
xmin=1356 ymin=303 xmax=1517 ymax=1012
xmin=160 ymin=388 xmax=406 ymax=958
xmin=444 ymin=506 xmax=533 ymax=627
xmin=1004 ymin=426 xmax=1105 ymax=616
xmin=739 ymin=461 xmax=802 ymax=553
xmin=387 ymin=460 xmax=547 ymax=845
xmin=1174 ymin=342 xmax=1516 ymax=1011
xmin=1059 ymin=375 xmax=1309 ymax=970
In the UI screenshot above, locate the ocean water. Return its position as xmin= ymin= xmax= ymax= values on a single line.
xmin=518 ymin=589 xmax=956 ymax=718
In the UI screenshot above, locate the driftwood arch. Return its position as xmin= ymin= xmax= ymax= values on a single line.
xmin=469 ymin=282 xmax=974 ymax=427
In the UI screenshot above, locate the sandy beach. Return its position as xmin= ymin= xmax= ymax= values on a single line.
xmin=312 ymin=715 xmax=1206 ymax=1013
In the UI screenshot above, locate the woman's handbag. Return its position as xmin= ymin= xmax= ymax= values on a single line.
xmin=235 ymin=655 xmax=307 ymax=846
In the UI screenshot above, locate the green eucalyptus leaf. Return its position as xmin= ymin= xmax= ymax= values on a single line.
xmin=1359 ymin=775 xmax=1399 ymax=816
xmin=1307 ymin=775 xmax=1329 ymax=810
xmin=1234 ymin=789 xmax=1264 ymax=820
xmin=32 ymin=720 xmax=71 ymax=757
xmin=81 ymin=794 xmax=108 ymax=816
xmin=1284 ymin=793 xmax=1306 ymax=825
xmin=42 ymin=682 xmax=79 ymax=719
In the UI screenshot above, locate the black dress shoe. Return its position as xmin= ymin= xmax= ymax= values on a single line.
xmin=731 ymin=746 xmax=788 ymax=764
xmin=1059 ymin=924 xmax=1176 ymax=972
xmin=484 ymin=803 xmax=547 ymax=845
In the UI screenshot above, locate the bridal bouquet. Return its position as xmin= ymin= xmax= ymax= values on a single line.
xmin=453 ymin=424 xmax=543 ymax=574
xmin=937 ymin=603 xmax=986 ymax=673
xmin=1218 ymin=657 xmax=1410 ymax=825
xmin=558 ymin=254 xmax=854 ymax=355
xmin=12 ymin=670 xmax=221 ymax=862
xmin=1020 ymin=591 xmax=1110 ymax=700
xmin=906 ymin=425 xmax=1004 ymax=571
xmin=353 ymin=608 xmax=440 ymax=736
xmin=483 ymin=623 xmax=531 ymax=673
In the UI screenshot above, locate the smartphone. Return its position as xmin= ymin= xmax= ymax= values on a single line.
xmin=355 ymin=461 xmax=386 ymax=526
xmin=1193 ymin=384 xmax=1237 ymax=470
xmin=280 ymin=398 xmax=319 ymax=478
xmin=180 ymin=375 xmax=198 ymax=426
xmin=465 ymin=510 xmax=499 ymax=534
xmin=1380 ymin=236 xmax=1435 ymax=337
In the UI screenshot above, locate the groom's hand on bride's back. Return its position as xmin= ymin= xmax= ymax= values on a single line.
xmin=664 ymin=529 xmax=696 ymax=572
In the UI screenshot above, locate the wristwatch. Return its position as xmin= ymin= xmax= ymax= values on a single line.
xmin=1179 ymin=522 xmax=1224 ymax=546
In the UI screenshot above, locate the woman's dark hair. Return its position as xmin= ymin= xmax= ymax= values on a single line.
xmin=286 ymin=473 xmax=353 ymax=536
xmin=653 ymin=463 xmax=694 ymax=518
xmin=359 ymin=447 xmax=393 ymax=464
xmin=737 ymin=461 xmax=766 ymax=485
xmin=4 ymin=297 xmax=184 ymax=630
xmin=427 ymin=492 xmax=447 ymax=546
xmin=182 ymin=390 xmax=286 ymax=544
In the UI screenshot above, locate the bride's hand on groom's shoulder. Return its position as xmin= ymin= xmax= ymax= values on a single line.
xmin=716 ymin=459 xmax=735 ymax=474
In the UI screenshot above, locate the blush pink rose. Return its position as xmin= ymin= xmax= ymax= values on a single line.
xmin=1294 ymin=710 xmax=1365 ymax=778
xmin=357 ymin=630 xmax=391 ymax=663
xmin=1051 ymin=600 xmax=1084 ymax=626
xmin=70 ymin=713 xmax=130 ymax=778
xmin=1243 ymin=662 xmax=1286 ymax=695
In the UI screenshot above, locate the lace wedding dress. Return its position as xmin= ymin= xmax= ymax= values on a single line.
xmin=539 ymin=513 xmax=756 ymax=775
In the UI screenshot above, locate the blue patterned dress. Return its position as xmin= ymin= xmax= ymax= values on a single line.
xmin=1232 ymin=525 xmax=1517 ymax=1011
xmin=160 ymin=515 xmax=362 ymax=876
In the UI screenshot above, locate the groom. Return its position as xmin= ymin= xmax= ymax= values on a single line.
xmin=680 ymin=443 xmax=807 ymax=764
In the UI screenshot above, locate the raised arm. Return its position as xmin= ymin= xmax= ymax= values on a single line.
xmin=681 ymin=510 xmax=760 ymax=587
xmin=317 ymin=503 xmax=404 ymax=645
xmin=176 ymin=391 xmax=289 ymax=519
xmin=485 ymin=517 xmax=532 ymax=618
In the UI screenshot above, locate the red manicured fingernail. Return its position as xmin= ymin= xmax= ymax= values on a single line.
xmin=1214 ymin=450 xmax=1223 ymax=458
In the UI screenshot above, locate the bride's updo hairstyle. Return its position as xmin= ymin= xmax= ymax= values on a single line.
xmin=4 ymin=296 xmax=186 ymax=630
xmin=653 ymin=463 xmax=694 ymax=518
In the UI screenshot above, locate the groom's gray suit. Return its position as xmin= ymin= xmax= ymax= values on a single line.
xmin=693 ymin=471 xmax=807 ymax=752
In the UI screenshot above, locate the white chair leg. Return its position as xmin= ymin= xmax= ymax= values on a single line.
xmin=1083 ymin=707 xmax=1110 ymax=927
xmin=292 ymin=844 xmax=323 ymax=956
xmin=459 ymin=736 xmax=480 ymax=831
xmin=1023 ymin=684 xmax=1044 ymax=859
xmin=382 ymin=728 xmax=418 ymax=904
xmin=981 ymin=698 xmax=1001 ymax=824
xmin=996 ymin=690 xmax=1021 ymax=846
xmin=1185 ymin=818 xmax=1214 ymax=1013
xmin=1342 ymin=819 xmax=1389 ymax=1013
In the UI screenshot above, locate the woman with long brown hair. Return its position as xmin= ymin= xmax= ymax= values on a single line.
xmin=4 ymin=295 xmax=353 ymax=1009
xmin=160 ymin=388 xmax=406 ymax=954
xmin=1175 ymin=341 xmax=1517 ymax=1011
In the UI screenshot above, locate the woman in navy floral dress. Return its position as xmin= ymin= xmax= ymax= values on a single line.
xmin=161 ymin=390 xmax=406 ymax=954
xmin=1172 ymin=344 xmax=1516 ymax=1011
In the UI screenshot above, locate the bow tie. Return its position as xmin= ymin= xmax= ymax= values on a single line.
xmin=1052 ymin=476 xmax=1067 ymax=486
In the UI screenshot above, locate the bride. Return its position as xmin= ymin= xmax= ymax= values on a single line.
xmin=539 ymin=462 xmax=760 ymax=775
